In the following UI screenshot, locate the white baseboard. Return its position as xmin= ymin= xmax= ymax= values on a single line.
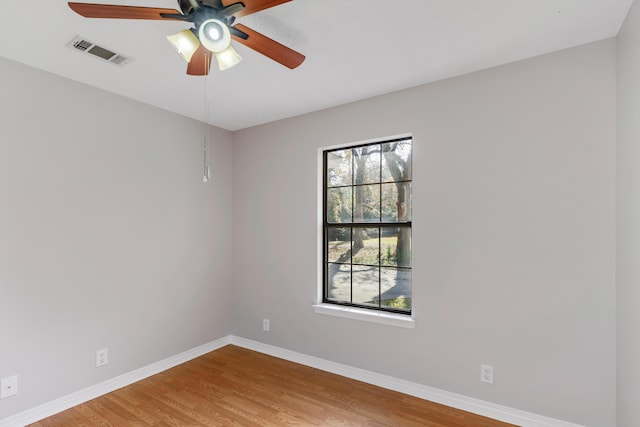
xmin=2 ymin=335 xmax=583 ymax=427
xmin=230 ymin=336 xmax=585 ymax=427
xmin=0 ymin=336 xmax=231 ymax=427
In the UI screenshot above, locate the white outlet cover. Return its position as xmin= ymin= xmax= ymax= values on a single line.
xmin=96 ymin=348 xmax=109 ymax=367
xmin=1 ymin=375 xmax=18 ymax=399
xmin=480 ymin=364 xmax=494 ymax=384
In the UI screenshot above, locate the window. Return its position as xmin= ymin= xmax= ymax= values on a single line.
xmin=323 ymin=137 xmax=412 ymax=315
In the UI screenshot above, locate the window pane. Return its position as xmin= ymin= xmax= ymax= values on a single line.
xmin=353 ymin=184 xmax=380 ymax=222
xmin=381 ymin=182 xmax=412 ymax=222
xmin=380 ymin=228 xmax=396 ymax=267
xmin=353 ymin=145 xmax=381 ymax=185
xmin=397 ymin=227 xmax=412 ymax=268
xmin=326 ymin=263 xmax=351 ymax=302
xmin=380 ymin=268 xmax=411 ymax=312
xmin=327 ymin=149 xmax=352 ymax=187
xmin=380 ymin=228 xmax=411 ymax=268
xmin=327 ymin=228 xmax=350 ymax=263
xmin=352 ymin=265 xmax=379 ymax=307
xmin=381 ymin=140 xmax=412 ymax=182
xmin=352 ymin=228 xmax=379 ymax=265
xmin=327 ymin=187 xmax=352 ymax=223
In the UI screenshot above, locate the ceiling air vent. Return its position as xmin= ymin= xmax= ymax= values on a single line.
xmin=66 ymin=36 xmax=131 ymax=67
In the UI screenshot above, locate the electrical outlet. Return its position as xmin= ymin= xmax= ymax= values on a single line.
xmin=96 ymin=348 xmax=109 ymax=367
xmin=1 ymin=375 xmax=18 ymax=399
xmin=480 ymin=364 xmax=494 ymax=384
xmin=263 ymin=319 xmax=270 ymax=332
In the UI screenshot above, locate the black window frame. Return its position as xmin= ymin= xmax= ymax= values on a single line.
xmin=322 ymin=137 xmax=412 ymax=315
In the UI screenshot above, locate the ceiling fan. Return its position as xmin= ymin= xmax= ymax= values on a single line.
xmin=67 ymin=0 xmax=305 ymax=75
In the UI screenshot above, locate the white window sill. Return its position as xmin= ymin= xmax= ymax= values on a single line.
xmin=312 ymin=304 xmax=415 ymax=329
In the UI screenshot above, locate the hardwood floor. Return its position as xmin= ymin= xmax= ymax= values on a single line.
xmin=30 ymin=345 xmax=516 ymax=426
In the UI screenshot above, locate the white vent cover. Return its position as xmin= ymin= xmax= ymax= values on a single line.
xmin=66 ymin=36 xmax=131 ymax=67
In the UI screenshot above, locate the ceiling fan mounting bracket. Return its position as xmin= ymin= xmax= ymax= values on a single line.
xmin=159 ymin=12 xmax=193 ymax=20
xmin=230 ymin=26 xmax=248 ymax=40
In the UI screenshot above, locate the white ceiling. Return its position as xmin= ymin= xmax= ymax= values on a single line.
xmin=0 ymin=0 xmax=633 ymax=131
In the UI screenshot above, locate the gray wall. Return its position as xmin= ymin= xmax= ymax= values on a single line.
xmin=0 ymin=57 xmax=233 ymax=418
xmin=617 ymin=1 xmax=640 ymax=426
xmin=0 ymin=35 xmax=620 ymax=426
xmin=231 ymin=39 xmax=617 ymax=426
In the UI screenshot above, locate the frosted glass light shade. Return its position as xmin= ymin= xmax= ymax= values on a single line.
xmin=199 ymin=19 xmax=231 ymax=53
xmin=167 ymin=29 xmax=200 ymax=62
xmin=215 ymin=45 xmax=242 ymax=70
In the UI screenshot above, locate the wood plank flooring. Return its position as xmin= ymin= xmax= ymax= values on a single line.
xmin=29 ymin=345 xmax=516 ymax=426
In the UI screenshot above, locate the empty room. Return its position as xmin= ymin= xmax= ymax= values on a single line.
xmin=1 ymin=1 xmax=639 ymax=426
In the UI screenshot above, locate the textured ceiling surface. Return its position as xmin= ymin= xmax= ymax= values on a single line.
xmin=0 ymin=0 xmax=633 ymax=130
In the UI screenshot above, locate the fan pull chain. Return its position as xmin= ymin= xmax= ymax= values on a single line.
xmin=203 ymin=68 xmax=211 ymax=183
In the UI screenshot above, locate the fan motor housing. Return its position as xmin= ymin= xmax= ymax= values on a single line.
xmin=178 ymin=0 xmax=195 ymax=15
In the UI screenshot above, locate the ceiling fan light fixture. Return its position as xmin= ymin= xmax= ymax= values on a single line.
xmin=198 ymin=18 xmax=231 ymax=53
xmin=68 ymin=1 xmax=306 ymax=75
xmin=167 ymin=29 xmax=200 ymax=62
xmin=215 ymin=45 xmax=242 ymax=70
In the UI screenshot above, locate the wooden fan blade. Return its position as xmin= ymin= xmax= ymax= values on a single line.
xmin=187 ymin=45 xmax=213 ymax=76
xmin=222 ymin=0 xmax=291 ymax=17
xmin=232 ymin=24 xmax=304 ymax=69
xmin=68 ymin=3 xmax=182 ymax=20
